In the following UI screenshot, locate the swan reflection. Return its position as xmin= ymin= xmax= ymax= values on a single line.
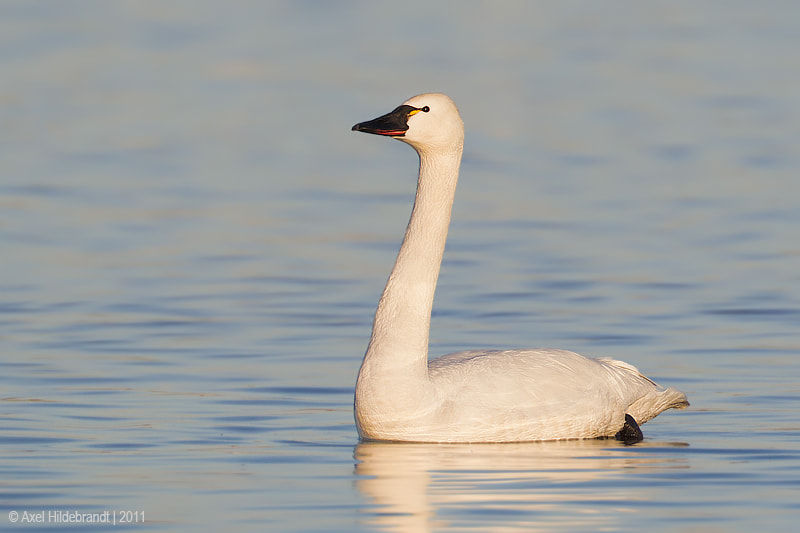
xmin=355 ymin=439 xmax=688 ymax=532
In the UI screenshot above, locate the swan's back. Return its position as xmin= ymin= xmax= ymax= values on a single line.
xmin=413 ymin=349 xmax=686 ymax=442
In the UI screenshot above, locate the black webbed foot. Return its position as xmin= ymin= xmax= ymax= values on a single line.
xmin=615 ymin=414 xmax=644 ymax=444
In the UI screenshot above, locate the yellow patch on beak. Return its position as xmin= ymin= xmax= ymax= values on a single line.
xmin=408 ymin=109 xmax=421 ymax=117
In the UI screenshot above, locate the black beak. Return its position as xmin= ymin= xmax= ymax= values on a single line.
xmin=352 ymin=105 xmax=416 ymax=137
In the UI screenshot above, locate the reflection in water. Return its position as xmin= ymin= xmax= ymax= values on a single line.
xmin=355 ymin=439 xmax=688 ymax=532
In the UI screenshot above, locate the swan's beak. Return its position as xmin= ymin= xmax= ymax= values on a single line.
xmin=352 ymin=105 xmax=415 ymax=137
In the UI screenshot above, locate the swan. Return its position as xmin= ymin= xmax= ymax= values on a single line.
xmin=351 ymin=93 xmax=688 ymax=443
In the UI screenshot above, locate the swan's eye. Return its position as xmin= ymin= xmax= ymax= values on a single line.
xmin=421 ymin=106 xmax=430 ymax=112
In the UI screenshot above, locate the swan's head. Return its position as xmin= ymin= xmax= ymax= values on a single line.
xmin=352 ymin=93 xmax=464 ymax=153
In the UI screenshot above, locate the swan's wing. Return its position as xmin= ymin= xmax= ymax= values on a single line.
xmin=427 ymin=349 xmax=686 ymax=439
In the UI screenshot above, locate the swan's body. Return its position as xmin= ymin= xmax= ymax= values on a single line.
xmin=351 ymin=93 xmax=688 ymax=443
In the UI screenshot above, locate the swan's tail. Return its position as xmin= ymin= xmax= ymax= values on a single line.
xmin=628 ymin=387 xmax=689 ymax=424
xmin=597 ymin=357 xmax=689 ymax=424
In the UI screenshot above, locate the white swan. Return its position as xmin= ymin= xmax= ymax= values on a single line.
xmin=351 ymin=93 xmax=688 ymax=443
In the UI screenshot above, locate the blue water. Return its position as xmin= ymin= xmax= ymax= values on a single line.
xmin=2 ymin=2 xmax=799 ymax=531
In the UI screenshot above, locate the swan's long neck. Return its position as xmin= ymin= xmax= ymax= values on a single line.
xmin=359 ymin=144 xmax=462 ymax=390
